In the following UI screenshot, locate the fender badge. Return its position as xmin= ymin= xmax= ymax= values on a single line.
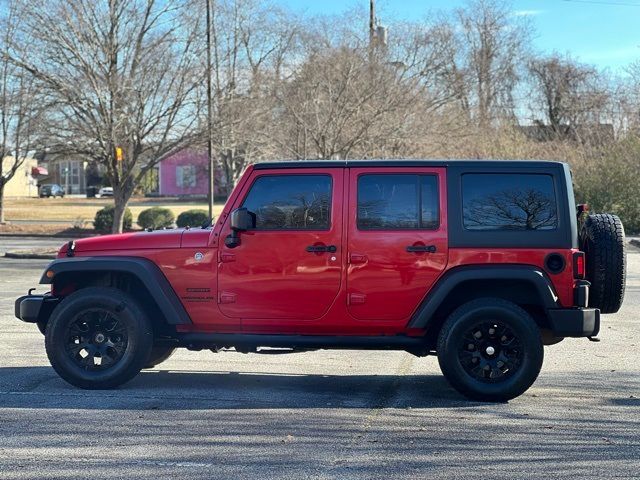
xmin=194 ymin=252 xmax=204 ymax=261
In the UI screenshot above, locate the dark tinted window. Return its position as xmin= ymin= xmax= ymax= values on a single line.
xmin=242 ymin=175 xmax=331 ymax=230
xmin=462 ymin=174 xmax=558 ymax=231
xmin=357 ymin=174 xmax=439 ymax=230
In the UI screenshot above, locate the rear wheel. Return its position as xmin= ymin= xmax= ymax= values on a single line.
xmin=144 ymin=344 xmax=176 ymax=369
xmin=437 ymin=298 xmax=543 ymax=402
xmin=580 ymin=213 xmax=626 ymax=313
xmin=45 ymin=287 xmax=153 ymax=389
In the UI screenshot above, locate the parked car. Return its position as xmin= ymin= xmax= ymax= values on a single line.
xmin=39 ymin=184 xmax=65 ymax=198
xmin=97 ymin=187 xmax=113 ymax=198
xmin=15 ymin=160 xmax=626 ymax=401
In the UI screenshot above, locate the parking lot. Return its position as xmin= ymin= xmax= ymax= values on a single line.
xmin=0 ymin=238 xmax=638 ymax=479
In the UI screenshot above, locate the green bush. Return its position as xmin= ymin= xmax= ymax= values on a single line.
xmin=137 ymin=207 xmax=175 ymax=230
xmin=94 ymin=205 xmax=133 ymax=233
xmin=176 ymin=209 xmax=210 ymax=228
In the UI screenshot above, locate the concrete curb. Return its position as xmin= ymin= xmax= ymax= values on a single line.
xmin=630 ymin=239 xmax=640 ymax=250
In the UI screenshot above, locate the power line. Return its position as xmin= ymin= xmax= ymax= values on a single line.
xmin=562 ymin=0 xmax=640 ymax=7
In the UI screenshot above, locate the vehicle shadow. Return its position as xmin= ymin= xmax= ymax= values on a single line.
xmin=0 ymin=366 xmax=475 ymax=410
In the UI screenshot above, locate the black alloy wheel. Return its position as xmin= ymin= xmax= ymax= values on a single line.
xmin=65 ymin=308 xmax=129 ymax=370
xmin=45 ymin=287 xmax=153 ymax=389
xmin=458 ymin=320 xmax=523 ymax=383
xmin=437 ymin=298 xmax=544 ymax=402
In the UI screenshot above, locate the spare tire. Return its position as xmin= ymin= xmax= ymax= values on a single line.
xmin=579 ymin=213 xmax=626 ymax=313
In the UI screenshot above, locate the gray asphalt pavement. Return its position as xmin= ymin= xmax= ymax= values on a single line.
xmin=0 ymin=238 xmax=638 ymax=479
xmin=0 ymin=236 xmax=73 ymax=255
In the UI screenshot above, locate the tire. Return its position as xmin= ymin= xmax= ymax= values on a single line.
xmin=580 ymin=213 xmax=626 ymax=313
xmin=437 ymin=298 xmax=544 ymax=402
xmin=144 ymin=344 xmax=176 ymax=369
xmin=45 ymin=287 xmax=154 ymax=389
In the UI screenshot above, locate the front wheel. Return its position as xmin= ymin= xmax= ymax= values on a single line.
xmin=437 ymin=298 xmax=543 ymax=402
xmin=45 ymin=287 xmax=154 ymax=389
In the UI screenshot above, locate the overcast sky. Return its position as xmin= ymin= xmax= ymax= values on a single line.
xmin=279 ymin=0 xmax=640 ymax=72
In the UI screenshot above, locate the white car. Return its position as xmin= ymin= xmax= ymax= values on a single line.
xmin=97 ymin=187 xmax=113 ymax=198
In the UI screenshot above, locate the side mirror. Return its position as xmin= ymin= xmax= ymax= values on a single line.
xmin=225 ymin=208 xmax=256 ymax=248
xmin=230 ymin=207 xmax=256 ymax=232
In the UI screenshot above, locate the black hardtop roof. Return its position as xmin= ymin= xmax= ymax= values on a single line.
xmin=253 ymin=159 xmax=567 ymax=170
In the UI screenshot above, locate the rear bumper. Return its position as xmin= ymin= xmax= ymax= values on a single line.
xmin=547 ymin=307 xmax=600 ymax=337
xmin=15 ymin=294 xmax=58 ymax=324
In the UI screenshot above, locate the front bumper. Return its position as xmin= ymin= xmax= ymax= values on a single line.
xmin=15 ymin=293 xmax=58 ymax=324
xmin=547 ymin=307 xmax=600 ymax=337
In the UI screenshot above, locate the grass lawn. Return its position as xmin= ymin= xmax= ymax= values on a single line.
xmin=3 ymin=196 xmax=226 ymax=226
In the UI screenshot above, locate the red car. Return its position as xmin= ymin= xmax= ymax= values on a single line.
xmin=15 ymin=160 xmax=626 ymax=401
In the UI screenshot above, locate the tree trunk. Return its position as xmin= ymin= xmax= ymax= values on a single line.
xmin=0 ymin=181 xmax=5 ymax=224
xmin=111 ymin=182 xmax=134 ymax=234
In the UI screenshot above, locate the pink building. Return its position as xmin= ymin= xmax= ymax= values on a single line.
xmin=158 ymin=150 xmax=227 ymax=197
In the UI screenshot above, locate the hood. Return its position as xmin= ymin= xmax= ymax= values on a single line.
xmin=59 ymin=229 xmax=185 ymax=256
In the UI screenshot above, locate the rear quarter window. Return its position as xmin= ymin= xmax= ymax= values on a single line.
xmin=462 ymin=173 xmax=558 ymax=231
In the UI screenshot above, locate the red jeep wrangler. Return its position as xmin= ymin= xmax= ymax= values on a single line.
xmin=15 ymin=161 xmax=626 ymax=401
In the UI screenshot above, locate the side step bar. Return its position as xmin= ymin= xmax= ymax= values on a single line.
xmin=176 ymin=333 xmax=429 ymax=352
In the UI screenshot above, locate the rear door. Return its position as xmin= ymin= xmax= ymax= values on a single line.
xmin=346 ymin=167 xmax=448 ymax=322
xmin=217 ymin=168 xmax=344 ymax=321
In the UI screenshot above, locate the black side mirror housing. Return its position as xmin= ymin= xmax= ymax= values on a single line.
xmin=230 ymin=207 xmax=256 ymax=232
xmin=225 ymin=208 xmax=256 ymax=248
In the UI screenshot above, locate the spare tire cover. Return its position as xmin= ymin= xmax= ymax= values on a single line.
xmin=579 ymin=213 xmax=626 ymax=313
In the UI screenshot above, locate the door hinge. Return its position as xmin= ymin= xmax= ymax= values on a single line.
xmin=220 ymin=252 xmax=236 ymax=263
xmin=218 ymin=292 xmax=237 ymax=304
xmin=349 ymin=253 xmax=368 ymax=264
xmin=348 ymin=293 xmax=366 ymax=305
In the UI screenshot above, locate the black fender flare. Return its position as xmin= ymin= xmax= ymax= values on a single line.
xmin=40 ymin=256 xmax=191 ymax=325
xmin=408 ymin=265 xmax=560 ymax=330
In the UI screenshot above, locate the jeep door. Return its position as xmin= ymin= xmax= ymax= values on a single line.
xmin=346 ymin=167 xmax=448 ymax=322
xmin=217 ymin=169 xmax=344 ymax=323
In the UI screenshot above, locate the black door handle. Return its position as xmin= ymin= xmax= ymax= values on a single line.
xmin=406 ymin=245 xmax=436 ymax=253
xmin=306 ymin=245 xmax=337 ymax=253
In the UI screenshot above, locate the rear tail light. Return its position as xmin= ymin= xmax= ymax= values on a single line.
xmin=573 ymin=251 xmax=585 ymax=279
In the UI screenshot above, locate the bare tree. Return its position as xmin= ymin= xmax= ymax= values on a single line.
xmin=7 ymin=0 xmax=202 ymax=232
xmin=204 ymin=0 xmax=298 ymax=188
xmin=528 ymin=54 xmax=610 ymax=141
xmin=453 ymin=0 xmax=529 ymax=127
xmin=0 ymin=0 xmax=42 ymax=224
xmin=277 ymin=15 xmax=462 ymax=161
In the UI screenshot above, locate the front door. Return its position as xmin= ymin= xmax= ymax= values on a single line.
xmin=217 ymin=169 xmax=343 ymax=323
xmin=347 ymin=167 xmax=448 ymax=322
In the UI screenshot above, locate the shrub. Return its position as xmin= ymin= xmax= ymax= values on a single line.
xmin=573 ymin=136 xmax=640 ymax=235
xmin=176 ymin=209 xmax=210 ymax=228
xmin=137 ymin=206 xmax=175 ymax=230
xmin=94 ymin=205 xmax=133 ymax=232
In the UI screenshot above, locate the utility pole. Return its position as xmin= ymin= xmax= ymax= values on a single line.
xmin=206 ymin=0 xmax=214 ymax=221
xmin=369 ymin=0 xmax=375 ymax=46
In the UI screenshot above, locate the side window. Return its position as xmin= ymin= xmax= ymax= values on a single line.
xmin=241 ymin=175 xmax=332 ymax=230
xmin=462 ymin=173 xmax=558 ymax=231
xmin=357 ymin=174 xmax=439 ymax=230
